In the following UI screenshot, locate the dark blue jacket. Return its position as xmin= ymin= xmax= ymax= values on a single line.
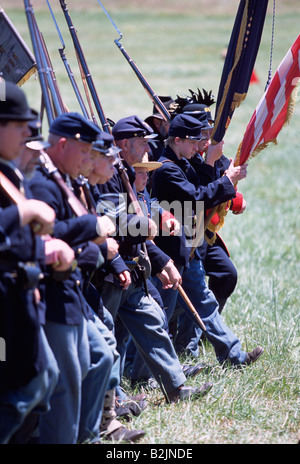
xmin=29 ymin=166 xmax=102 ymax=325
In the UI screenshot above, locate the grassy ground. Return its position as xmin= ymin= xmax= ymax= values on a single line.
xmin=1 ymin=1 xmax=299 ymax=445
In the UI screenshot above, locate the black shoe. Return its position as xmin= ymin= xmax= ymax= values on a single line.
xmin=105 ymin=426 xmax=146 ymax=443
xmin=181 ymin=364 xmax=206 ymax=378
xmin=244 ymin=346 xmax=264 ymax=366
xmin=166 ymin=382 xmax=213 ymax=404
xmin=115 ymin=394 xmax=148 ymax=420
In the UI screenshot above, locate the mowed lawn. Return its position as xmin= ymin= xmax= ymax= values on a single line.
xmin=2 ymin=1 xmax=299 ymax=444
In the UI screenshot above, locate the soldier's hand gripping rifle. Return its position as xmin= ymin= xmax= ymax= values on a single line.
xmin=56 ymin=1 xmax=205 ymax=327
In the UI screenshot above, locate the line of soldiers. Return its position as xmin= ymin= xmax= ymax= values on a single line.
xmin=0 ymin=82 xmax=263 ymax=444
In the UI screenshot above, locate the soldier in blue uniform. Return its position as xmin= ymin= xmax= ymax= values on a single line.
xmin=87 ymin=137 xmax=148 ymax=441
xmin=173 ymin=91 xmax=246 ymax=356
xmin=28 ymin=112 xmax=120 ymax=444
xmin=152 ymin=113 xmax=264 ymax=367
xmin=92 ymin=115 xmax=213 ymax=403
xmin=0 ymin=82 xmax=76 ymax=444
xmin=74 ymin=133 xmax=146 ymax=442
xmin=177 ymin=90 xmax=244 ymax=313
xmin=127 ymin=152 xmax=204 ymax=380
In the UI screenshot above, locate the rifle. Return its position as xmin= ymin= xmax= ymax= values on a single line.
xmin=24 ymin=1 xmax=98 ymax=219
xmin=46 ymin=0 xmax=92 ymax=121
xmin=59 ymin=0 xmax=111 ymax=133
xmin=24 ymin=0 xmax=54 ymax=124
xmin=96 ymin=0 xmax=171 ymax=123
xmin=57 ymin=2 xmax=148 ymax=217
xmin=77 ymin=175 xmax=98 ymax=216
xmin=24 ymin=0 xmax=67 ymax=124
xmin=0 ymin=6 xmax=36 ymax=86
xmin=38 ymin=151 xmax=89 ymax=218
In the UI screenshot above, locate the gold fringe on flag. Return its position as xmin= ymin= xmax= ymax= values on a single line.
xmin=248 ymin=86 xmax=298 ymax=162
xmin=231 ymin=91 xmax=247 ymax=111
xmin=207 ymin=83 xmax=299 ymax=242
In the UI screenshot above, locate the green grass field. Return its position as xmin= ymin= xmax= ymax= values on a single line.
xmin=1 ymin=1 xmax=299 ymax=444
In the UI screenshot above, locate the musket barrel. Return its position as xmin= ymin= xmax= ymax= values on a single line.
xmin=24 ymin=0 xmax=54 ymax=124
xmin=46 ymin=0 xmax=91 ymax=119
xmin=115 ymin=39 xmax=171 ymax=123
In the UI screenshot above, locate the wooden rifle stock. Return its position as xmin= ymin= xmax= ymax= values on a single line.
xmin=95 ymin=0 xmax=171 ymax=123
xmin=78 ymin=176 xmax=98 ymax=216
xmin=0 ymin=171 xmax=28 ymax=205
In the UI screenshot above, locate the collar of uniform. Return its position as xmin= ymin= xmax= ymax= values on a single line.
xmin=120 ymin=159 xmax=136 ymax=184
xmin=0 ymin=158 xmax=25 ymax=190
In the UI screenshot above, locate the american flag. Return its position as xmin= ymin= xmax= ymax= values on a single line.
xmin=236 ymin=34 xmax=300 ymax=166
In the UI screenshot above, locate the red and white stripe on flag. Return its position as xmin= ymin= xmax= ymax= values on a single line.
xmin=237 ymin=34 xmax=300 ymax=166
